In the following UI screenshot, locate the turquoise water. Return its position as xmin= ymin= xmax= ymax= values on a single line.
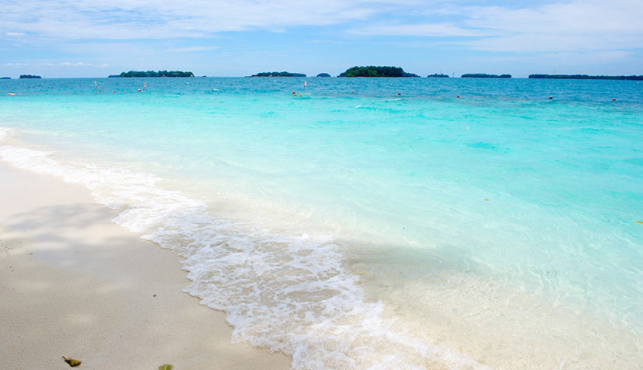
xmin=1 ymin=77 xmax=642 ymax=369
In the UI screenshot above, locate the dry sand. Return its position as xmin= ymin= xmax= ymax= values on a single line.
xmin=0 ymin=163 xmax=292 ymax=370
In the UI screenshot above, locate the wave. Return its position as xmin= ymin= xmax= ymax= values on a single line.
xmin=0 ymin=126 xmax=486 ymax=370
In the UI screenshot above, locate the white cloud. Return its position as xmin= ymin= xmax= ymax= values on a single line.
xmin=349 ymin=23 xmax=489 ymax=37
xmin=346 ymin=0 xmax=643 ymax=56
xmin=0 ymin=0 xmax=404 ymax=40
xmin=462 ymin=0 xmax=643 ymax=52
xmin=167 ymin=46 xmax=219 ymax=52
xmin=1 ymin=0 xmax=641 ymax=59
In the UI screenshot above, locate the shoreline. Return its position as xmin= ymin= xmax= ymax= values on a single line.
xmin=0 ymin=163 xmax=291 ymax=370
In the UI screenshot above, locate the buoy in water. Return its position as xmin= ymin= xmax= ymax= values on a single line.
xmin=138 ymin=89 xmax=141 ymax=92
xmin=549 ymin=96 xmax=553 ymax=99
xmin=457 ymin=96 xmax=460 ymax=98
xmin=398 ymin=93 xmax=401 ymax=96
xmin=612 ymin=98 xmax=616 ymax=101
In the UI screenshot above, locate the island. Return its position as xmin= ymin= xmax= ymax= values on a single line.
xmin=427 ymin=73 xmax=449 ymax=78
xmin=316 ymin=73 xmax=331 ymax=77
xmin=529 ymin=74 xmax=643 ymax=80
xmin=338 ymin=66 xmax=419 ymax=78
xmin=109 ymin=70 xmax=195 ymax=78
xmin=19 ymin=75 xmax=42 ymax=79
xmin=0 ymin=77 xmax=10 ymax=79
xmin=251 ymin=72 xmax=306 ymax=77
xmin=461 ymin=73 xmax=511 ymax=78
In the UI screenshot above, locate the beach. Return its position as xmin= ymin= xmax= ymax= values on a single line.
xmin=1 ymin=77 xmax=642 ymax=369
xmin=0 ymin=163 xmax=291 ymax=370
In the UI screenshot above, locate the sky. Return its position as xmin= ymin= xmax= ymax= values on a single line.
xmin=1 ymin=0 xmax=642 ymax=78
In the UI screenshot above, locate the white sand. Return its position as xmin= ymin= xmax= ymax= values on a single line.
xmin=0 ymin=163 xmax=292 ymax=370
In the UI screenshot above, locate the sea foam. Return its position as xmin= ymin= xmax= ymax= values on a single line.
xmin=0 ymin=129 xmax=486 ymax=370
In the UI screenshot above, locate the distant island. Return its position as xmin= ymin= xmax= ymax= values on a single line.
xmin=251 ymin=71 xmax=306 ymax=77
xmin=109 ymin=70 xmax=195 ymax=78
xmin=529 ymin=74 xmax=643 ymax=80
xmin=316 ymin=73 xmax=331 ymax=77
xmin=0 ymin=77 xmax=10 ymax=79
xmin=19 ymin=75 xmax=41 ymax=79
xmin=338 ymin=66 xmax=419 ymax=77
xmin=427 ymin=73 xmax=449 ymax=78
xmin=461 ymin=73 xmax=511 ymax=78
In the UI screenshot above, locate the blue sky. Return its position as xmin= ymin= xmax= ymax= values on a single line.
xmin=2 ymin=0 xmax=642 ymax=78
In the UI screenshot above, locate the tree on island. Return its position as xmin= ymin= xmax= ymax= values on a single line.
xmin=251 ymin=71 xmax=306 ymax=77
xmin=338 ymin=66 xmax=418 ymax=77
xmin=461 ymin=73 xmax=511 ymax=78
xmin=529 ymin=74 xmax=643 ymax=80
xmin=110 ymin=70 xmax=195 ymax=78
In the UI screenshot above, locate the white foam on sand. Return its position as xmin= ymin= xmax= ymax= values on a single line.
xmin=0 ymin=128 xmax=487 ymax=370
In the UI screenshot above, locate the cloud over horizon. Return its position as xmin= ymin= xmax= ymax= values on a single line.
xmin=1 ymin=0 xmax=641 ymax=77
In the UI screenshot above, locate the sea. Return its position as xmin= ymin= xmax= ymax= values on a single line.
xmin=1 ymin=77 xmax=642 ymax=369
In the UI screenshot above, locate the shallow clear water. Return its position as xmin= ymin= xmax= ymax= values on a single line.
xmin=1 ymin=77 xmax=642 ymax=369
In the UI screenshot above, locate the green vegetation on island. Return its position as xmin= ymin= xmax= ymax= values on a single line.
xmin=461 ymin=73 xmax=511 ymax=78
xmin=338 ymin=66 xmax=419 ymax=78
xmin=0 ymin=77 xmax=11 ymax=79
xmin=316 ymin=73 xmax=331 ymax=77
xmin=251 ymin=71 xmax=306 ymax=77
xmin=109 ymin=70 xmax=195 ymax=78
xmin=529 ymin=74 xmax=643 ymax=80
xmin=19 ymin=74 xmax=41 ymax=79
xmin=427 ymin=73 xmax=449 ymax=78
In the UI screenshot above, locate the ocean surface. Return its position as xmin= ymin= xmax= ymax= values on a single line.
xmin=1 ymin=77 xmax=642 ymax=369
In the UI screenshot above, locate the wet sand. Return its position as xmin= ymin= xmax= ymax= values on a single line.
xmin=0 ymin=163 xmax=291 ymax=370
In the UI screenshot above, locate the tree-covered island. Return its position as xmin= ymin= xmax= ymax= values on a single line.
xmin=316 ymin=73 xmax=331 ymax=77
xmin=338 ymin=66 xmax=419 ymax=77
xmin=427 ymin=73 xmax=449 ymax=78
xmin=461 ymin=73 xmax=511 ymax=78
xmin=19 ymin=75 xmax=42 ymax=79
xmin=251 ymin=72 xmax=306 ymax=77
xmin=109 ymin=70 xmax=195 ymax=78
xmin=529 ymin=74 xmax=643 ymax=80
